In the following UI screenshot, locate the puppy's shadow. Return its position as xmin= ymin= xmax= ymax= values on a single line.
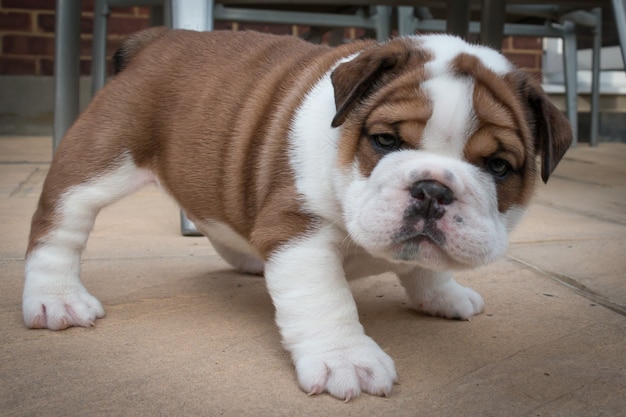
xmin=189 ymin=268 xmax=274 ymax=318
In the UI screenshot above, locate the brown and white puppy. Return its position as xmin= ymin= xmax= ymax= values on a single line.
xmin=23 ymin=28 xmax=572 ymax=400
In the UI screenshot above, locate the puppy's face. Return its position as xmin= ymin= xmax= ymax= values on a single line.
xmin=330 ymin=36 xmax=572 ymax=270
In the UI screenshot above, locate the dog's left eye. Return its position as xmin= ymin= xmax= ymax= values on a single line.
xmin=486 ymin=157 xmax=512 ymax=179
xmin=370 ymin=134 xmax=402 ymax=152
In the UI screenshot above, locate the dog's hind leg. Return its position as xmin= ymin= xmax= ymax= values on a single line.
xmin=23 ymin=152 xmax=155 ymax=330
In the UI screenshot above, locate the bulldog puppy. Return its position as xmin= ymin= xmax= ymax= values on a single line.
xmin=23 ymin=28 xmax=572 ymax=400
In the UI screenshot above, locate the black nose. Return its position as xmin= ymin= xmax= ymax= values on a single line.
xmin=409 ymin=180 xmax=454 ymax=220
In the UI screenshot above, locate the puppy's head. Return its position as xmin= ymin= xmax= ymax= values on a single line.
xmin=330 ymin=35 xmax=572 ymax=270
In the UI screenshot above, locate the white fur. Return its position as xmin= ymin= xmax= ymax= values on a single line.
xmin=417 ymin=34 xmax=512 ymax=76
xmin=23 ymin=154 xmax=154 ymax=329
xmin=264 ymin=225 xmax=397 ymax=399
xmin=289 ymin=59 xmax=350 ymax=225
xmin=196 ymin=220 xmax=265 ymax=275
xmin=420 ymin=74 xmax=477 ymax=158
xmin=398 ymin=268 xmax=484 ymax=320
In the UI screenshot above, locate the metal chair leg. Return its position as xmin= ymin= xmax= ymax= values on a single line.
xmin=92 ymin=0 xmax=110 ymax=96
xmin=562 ymin=21 xmax=579 ymax=146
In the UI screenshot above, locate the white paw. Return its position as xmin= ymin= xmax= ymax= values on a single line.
xmin=23 ymin=285 xmax=105 ymax=330
xmin=414 ymin=280 xmax=484 ymax=320
xmin=294 ymin=335 xmax=397 ymax=401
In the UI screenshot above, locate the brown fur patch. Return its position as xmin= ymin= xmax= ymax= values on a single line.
xmin=27 ymin=30 xmax=370 ymax=259
xmin=504 ymin=71 xmax=573 ymax=182
xmin=453 ymin=53 xmax=539 ymax=212
xmin=331 ymin=37 xmax=432 ymax=176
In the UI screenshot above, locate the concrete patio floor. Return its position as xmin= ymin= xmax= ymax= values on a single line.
xmin=1 ymin=136 xmax=624 ymax=417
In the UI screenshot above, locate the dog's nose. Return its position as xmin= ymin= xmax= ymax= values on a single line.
xmin=409 ymin=180 xmax=454 ymax=220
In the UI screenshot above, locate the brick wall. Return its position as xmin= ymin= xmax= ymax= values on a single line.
xmin=0 ymin=0 xmax=153 ymax=76
xmin=502 ymin=35 xmax=543 ymax=81
xmin=0 ymin=1 xmax=543 ymax=77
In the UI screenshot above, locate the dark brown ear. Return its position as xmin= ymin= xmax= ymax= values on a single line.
xmin=517 ymin=73 xmax=573 ymax=183
xmin=330 ymin=41 xmax=425 ymax=127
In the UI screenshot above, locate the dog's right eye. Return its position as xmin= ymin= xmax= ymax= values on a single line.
xmin=370 ymin=133 xmax=402 ymax=152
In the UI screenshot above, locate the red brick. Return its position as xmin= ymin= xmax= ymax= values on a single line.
xmin=0 ymin=56 xmax=37 ymax=75
xmin=237 ymin=23 xmax=291 ymax=36
xmin=3 ymin=35 xmax=55 ymax=56
xmin=113 ymin=5 xmax=161 ymax=16
xmin=40 ymin=58 xmax=93 ymax=76
xmin=0 ymin=11 xmax=32 ymax=31
xmin=504 ymin=52 xmax=539 ymax=70
xmin=37 ymin=13 xmax=93 ymax=35
xmin=104 ymin=38 xmax=124 ymax=56
xmin=501 ymin=36 xmax=512 ymax=50
xmin=526 ymin=70 xmax=543 ymax=83
xmin=134 ymin=7 xmax=151 ymax=17
xmin=76 ymin=37 xmax=111 ymax=58
xmin=74 ymin=37 xmax=124 ymax=59
xmin=107 ymin=16 xmax=150 ymax=36
xmin=214 ymin=21 xmax=234 ymax=31
xmin=82 ymin=0 xmax=95 ymax=12
xmin=293 ymin=25 xmax=310 ymax=37
xmin=108 ymin=7 xmax=138 ymax=16
xmin=512 ymin=36 xmax=542 ymax=51
xmin=80 ymin=58 xmax=92 ymax=76
xmin=40 ymin=58 xmax=54 ymax=75
xmin=353 ymin=28 xmax=366 ymax=39
xmin=36 ymin=13 xmax=55 ymax=32
xmin=3 ymin=0 xmax=54 ymax=10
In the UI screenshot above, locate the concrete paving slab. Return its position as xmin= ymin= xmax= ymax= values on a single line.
xmin=509 ymin=238 xmax=626 ymax=313
xmin=0 ymin=135 xmax=51 ymax=164
xmin=2 ymin=258 xmax=624 ymax=417
xmin=534 ymin=143 xmax=626 ymax=225
xmin=552 ymin=143 xmax=626 ymax=187
xmin=511 ymin=204 xmax=626 ymax=243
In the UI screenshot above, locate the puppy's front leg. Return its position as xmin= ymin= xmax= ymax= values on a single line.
xmin=264 ymin=225 xmax=397 ymax=400
xmin=398 ymin=268 xmax=484 ymax=320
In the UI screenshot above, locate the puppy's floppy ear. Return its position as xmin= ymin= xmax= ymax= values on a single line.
xmin=515 ymin=72 xmax=573 ymax=183
xmin=330 ymin=41 xmax=426 ymax=127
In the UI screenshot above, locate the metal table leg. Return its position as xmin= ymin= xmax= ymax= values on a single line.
xmin=171 ymin=0 xmax=214 ymax=236
xmin=446 ymin=0 xmax=471 ymax=39
xmin=53 ymin=0 xmax=82 ymax=151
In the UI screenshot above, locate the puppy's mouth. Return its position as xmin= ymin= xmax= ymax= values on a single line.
xmin=390 ymin=220 xmax=448 ymax=261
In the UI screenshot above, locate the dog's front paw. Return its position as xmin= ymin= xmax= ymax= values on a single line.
xmin=413 ymin=279 xmax=484 ymax=320
xmin=23 ymin=285 xmax=105 ymax=330
xmin=294 ymin=335 xmax=397 ymax=401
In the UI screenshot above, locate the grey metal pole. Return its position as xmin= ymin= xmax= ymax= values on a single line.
xmin=562 ymin=21 xmax=579 ymax=146
xmin=171 ymin=0 xmax=214 ymax=236
xmin=171 ymin=0 xmax=214 ymax=31
xmin=91 ymin=0 xmax=110 ymax=96
xmin=590 ymin=8 xmax=602 ymax=147
xmin=53 ymin=0 xmax=82 ymax=151
xmin=611 ymin=0 xmax=626 ymax=68
xmin=446 ymin=0 xmax=471 ymax=39
xmin=375 ymin=6 xmax=391 ymax=42
xmin=479 ymin=0 xmax=506 ymax=50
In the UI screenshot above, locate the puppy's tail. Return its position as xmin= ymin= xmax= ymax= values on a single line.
xmin=113 ymin=26 xmax=170 ymax=74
